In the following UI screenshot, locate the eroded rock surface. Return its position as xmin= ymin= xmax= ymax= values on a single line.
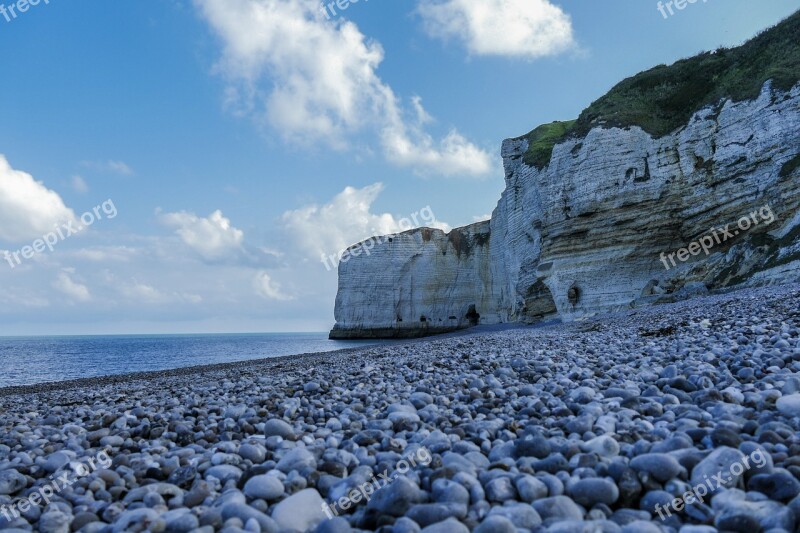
xmin=332 ymin=82 xmax=800 ymax=338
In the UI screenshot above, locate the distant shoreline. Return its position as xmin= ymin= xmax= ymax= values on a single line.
xmin=0 ymin=323 xmax=527 ymax=398
xmin=3 ymin=281 xmax=792 ymax=397
xmin=2 ymin=281 xmax=795 ymax=399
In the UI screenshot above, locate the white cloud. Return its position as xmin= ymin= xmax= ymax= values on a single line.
xmin=382 ymin=127 xmax=495 ymax=177
xmin=417 ymin=0 xmax=576 ymax=59
xmin=259 ymin=246 xmax=284 ymax=259
xmin=81 ymin=160 xmax=134 ymax=176
xmin=411 ymin=95 xmax=434 ymax=125
xmin=0 ymin=286 xmax=49 ymax=308
xmin=0 ymin=155 xmax=77 ymax=243
xmin=99 ymin=269 xmax=205 ymax=305
xmin=194 ymin=0 xmax=493 ymax=177
xmin=254 ymin=271 xmax=294 ymax=301
xmin=53 ymin=271 xmax=91 ymax=302
xmin=71 ymin=246 xmax=137 ymax=262
xmin=71 ymin=175 xmax=89 ymax=193
xmin=281 ymin=183 xmax=450 ymax=261
xmin=107 ymin=161 xmax=134 ymax=175
xmin=119 ymin=281 xmax=165 ymax=302
xmin=160 ymin=209 xmax=245 ymax=261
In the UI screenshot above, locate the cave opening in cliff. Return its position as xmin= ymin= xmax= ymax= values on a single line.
xmin=466 ymin=305 xmax=480 ymax=326
xmin=568 ymin=285 xmax=580 ymax=306
xmin=523 ymin=280 xmax=558 ymax=321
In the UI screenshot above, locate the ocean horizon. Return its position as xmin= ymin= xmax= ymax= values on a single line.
xmin=0 ymin=332 xmax=390 ymax=388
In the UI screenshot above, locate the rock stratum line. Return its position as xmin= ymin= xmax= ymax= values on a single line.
xmin=331 ymin=14 xmax=800 ymax=339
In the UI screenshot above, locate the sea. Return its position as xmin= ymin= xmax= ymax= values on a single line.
xmin=0 ymin=333 xmax=390 ymax=388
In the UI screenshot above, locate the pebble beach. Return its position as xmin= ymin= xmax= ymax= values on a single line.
xmin=1 ymin=284 xmax=800 ymax=533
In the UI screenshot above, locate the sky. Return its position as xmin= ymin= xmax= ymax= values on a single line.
xmin=0 ymin=0 xmax=797 ymax=336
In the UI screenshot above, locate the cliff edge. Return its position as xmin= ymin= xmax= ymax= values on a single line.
xmin=331 ymin=12 xmax=800 ymax=339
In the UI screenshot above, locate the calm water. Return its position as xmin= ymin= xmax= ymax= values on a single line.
xmin=0 ymin=333 xmax=389 ymax=388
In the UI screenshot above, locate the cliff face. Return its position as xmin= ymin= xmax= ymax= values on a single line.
xmin=330 ymin=81 xmax=800 ymax=339
xmin=330 ymin=222 xmax=503 ymax=339
xmin=494 ymin=81 xmax=800 ymax=324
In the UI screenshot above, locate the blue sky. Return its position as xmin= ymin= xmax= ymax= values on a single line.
xmin=0 ymin=0 xmax=796 ymax=335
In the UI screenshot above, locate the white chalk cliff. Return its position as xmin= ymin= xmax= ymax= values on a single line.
xmin=331 ymin=80 xmax=800 ymax=338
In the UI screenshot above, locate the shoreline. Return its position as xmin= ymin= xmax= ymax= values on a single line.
xmin=0 ymin=282 xmax=798 ymax=531
xmin=0 ymin=283 xmax=789 ymax=398
xmin=0 ymin=282 xmax=774 ymax=398
xmin=0 ymin=323 xmax=527 ymax=398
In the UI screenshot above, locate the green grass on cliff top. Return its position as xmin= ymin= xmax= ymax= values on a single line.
xmin=519 ymin=10 xmax=800 ymax=170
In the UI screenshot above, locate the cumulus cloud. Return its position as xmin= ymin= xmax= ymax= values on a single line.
xmin=254 ymin=271 xmax=294 ymax=301
xmin=382 ymin=127 xmax=495 ymax=177
xmin=53 ymin=271 xmax=91 ymax=302
xmin=417 ymin=0 xmax=576 ymax=59
xmin=194 ymin=0 xmax=493 ymax=177
xmin=0 ymin=155 xmax=77 ymax=243
xmin=160 ymin=209 xmax=245 ymax=261
xmin=281 ymin=183 xmax=450 ymax=261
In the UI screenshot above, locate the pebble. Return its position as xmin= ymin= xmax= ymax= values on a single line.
xmin=243 ymin=475 xmax=284 ymax=501
xmin=690 ymin=447 xmax=746 ymax=491
xmin=776 ymin=393 xmax=800 ymax=418
xmin=0 ymin=469 xmax=26 ymax=495
xmin=0 ymin=284 xmax=797 ymax=532
xmin=367 ymin=477 xmax=423 ymax=516
xmin=532 ymin=496 xmax=585 ymax=522
xmin=238 ymin=443 xmax=266 ymax=464
xmin=568 ymin=478 xmax=619 ymax=507
xmin=487 ymin=503 xmax=542 ymax=529
xmin=315 ymin=516 xmax=352 ymax=533
xmin=484 ymin=476 xmax=517 ymax=502
xmin=747 ymin=470 xmax=800 ymax=502
xmin=515 ymin=474 xmax=548 ymax=502
xmin=406 ymin=502 xmax=466 ymax=527
xmin=220 ymin=502 xmax=277 ymax=532
xmin=276 ymin=447 xmax=316 ymax=474
xmin=581 ymin=435 xmax=620 ymax=458
xmin=630 ymin=453 xmax=684 ymax=482
xmin=420 ymin=517 xmax=469 ymax=533
xmin=271 ymin=488 xmax=326 ymax=532
xmin=205 ymin=465 xmax=243 ymax=484
xmin=263 ymin=419 xmax=296 ymax=440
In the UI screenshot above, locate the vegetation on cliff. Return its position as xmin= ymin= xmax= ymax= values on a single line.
xmin=521 ymin=120 xmax=576 ymax=169
xmin=520 ymin=10 xmax=800 ymax=170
